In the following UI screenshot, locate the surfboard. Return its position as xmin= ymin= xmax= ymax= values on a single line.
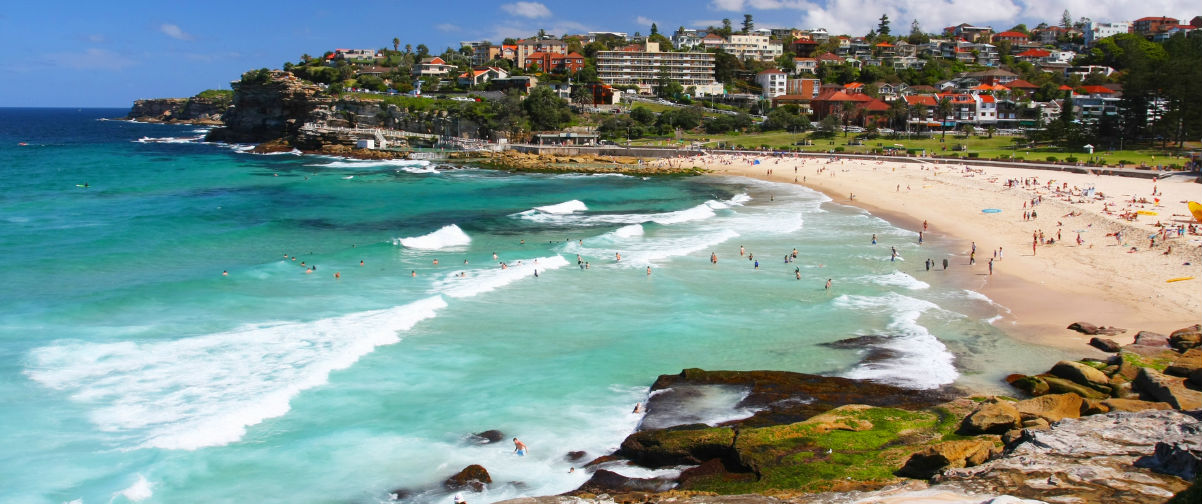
xmin=1136 ymin=210 xmax=1158 ymax=216
xmin=1166 ymin=277 xmax=1194 ymax=283
xmin=981 ymin=208 xmax=1002 ymax=214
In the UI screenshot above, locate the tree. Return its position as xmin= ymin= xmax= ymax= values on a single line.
xmin=393 ymin=38 xmax=400 ymax=52
xmin=878 ymin=14 xmax=891 ymax=37
xmin=761 ymin=106 xmax=809 ymax=132
xmin=538 ymin=28 xmax=547 ymax=39
xmin=713 ymin=51 xmax=742 ymax=83
xmin=1009 ymin=24 xmax=1029 ymax=34
xmin=523 ymin=86 xmax=571 ymax=131
xmin=935 ymin=96 xmax=953 ymax=139
xmin=742 ymin=14 xmax=754 ymax=34
xmin=416 ymin=44 xmax=429 ymax=59
xmin=405 ymin=44 xmax=412 ymax=55
xmin=907 ymin=19 xmax=929 ymax=44
xmin=1061 ymin=10 xmax=1072 ymax=29
xmin=721 ymin=18 xmax=733 ymax=38
xmin=631 ymin=105 xmax=656 ymax=125
xmin=651 ymin=23 xmax=658 ymax=36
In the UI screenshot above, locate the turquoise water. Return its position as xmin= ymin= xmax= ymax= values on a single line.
xmin=0 ymin=109 xmax=1070 ymax=503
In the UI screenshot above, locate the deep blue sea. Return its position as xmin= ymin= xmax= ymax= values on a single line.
xmin=0 ymin=108 xmax=1070 ymax=503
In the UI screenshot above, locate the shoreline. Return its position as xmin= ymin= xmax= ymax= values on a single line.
xmin=671 ymin=153 xmax=1200 ymax=354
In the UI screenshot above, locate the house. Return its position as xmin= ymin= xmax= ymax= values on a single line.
xmin=469 ymin=45 xmax=503 ymax=66
xmin=579 ymin=83 xmax=622 ymax=105
xmin=334 ymin=49 xmax=378 ymax=60
xmin=355 ymin=65 xmax=390 ymax=77
xmin=524 ymin=51 xmax=585 ymax=73
xmin=515 ymin=38 xmax=567 ymax=65
xmin=1005 ymin=79 xmax=1039 ymax=97
xmin=457 ymin=67 xmax=509 ymax=87
xmin=992 ymin=31 xmax=1030 ymax=44
xmin=1152 ymin=24 xmax=1197 ymax=41
xmin=756 ymin=68 xmax=787 ymax=98
xmin=1133 ymin=16 xmax=1178 ymax=36
xmin=488 ymin=75 xmax=539 ymax=93
xmin=672 ymin=30 xmax=703 ymax=50
xmin=1084 ymin=22 xmax=1131 ymax=46
xmin=1015 ymin=48 xmax=1052 ymax=62
xmin=945 ymin=24 xmax=993 ymax=43
xmin=793 ymin=57 xmax=817 ymax=74
xmin=700 ymin=33 xmax=726 ymax=50
xmin=815 ymin=52 xmax=845 ymax=67
xmin=1064 ymin=65 xmax=1116 ymax=78
xmin=413 ymin=57 xmax=456 ymax=76
xmin=965 ymin=69 xmax=1017 ymax=86
xmin=771 ymin=78 xmax=822 ymax=111
xmin=975 ymin=43 xmax=999 ymax=66
xmin=791 ymin=37 xmax=820 ymax=57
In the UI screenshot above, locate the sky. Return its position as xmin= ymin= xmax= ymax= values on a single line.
xmin=2 ymin=0 xmax=1196 ymax=107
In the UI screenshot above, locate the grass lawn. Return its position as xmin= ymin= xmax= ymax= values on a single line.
xmin=629 ymin=131 xmax=1195 ymax=168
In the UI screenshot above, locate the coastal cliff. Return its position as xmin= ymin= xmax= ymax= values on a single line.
xmin=127 ymin=92 xmax=231 ymax=125
xmin=202 ymin=70 xmax=479 ymax=147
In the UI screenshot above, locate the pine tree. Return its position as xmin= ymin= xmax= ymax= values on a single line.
xmin=878 ymin=14 xmax=891 ymax=37
xmin=742 ymin=14 xmax=754 ymax=34
xmin=651 ymin=23 xmax=658 ymax=36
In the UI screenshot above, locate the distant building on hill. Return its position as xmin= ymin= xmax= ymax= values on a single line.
xmin=596 ymin=42 xmax=723 ymax=96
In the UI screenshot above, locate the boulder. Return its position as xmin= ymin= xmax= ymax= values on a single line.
xmin=1169 ymin=324 xmax=1202 ymax=352
xmin=1165 ymin=348 xmax=1202 ymax=377
xmin=576 ymin=469 xmax=675 ymax=494
xmin=1042 ymin=376 xmax=1107 ymax=399
xmin=897 ymin=440 xmax=995 ymax=479
xmin=468 ymin=430 xmax=504 ymax=444
xmin=939 ymin=410 xmax=1200 ymax=502
xmin=798 ymin=404 xmax=875 ymax=433
xmin=443 ymin=464 xmax=491 ymax=491
xmin=1049 ymin=360 xmax=1110 ymax=389
xmin=616 ymin=424 xmax=735 ymax=467
xmin=1134 ymin=367 xmax=1202 ymax=410
xmin=1089 ymin=337 xmax=1122 ymax=353
xmin=564 ymin=451 xmax=587 ymax=462
xmin=959 ymin=400 xmax=1021 ymax=435
xmin=1080 ymin=398 xmax=1110 ymax=416
xmin=1008 ymin=374 xmax=1049 ymax=396
xmin=1067 ymin=321 xmax=1100 ymax=335
xmin=1133 ymin=331 xmax=1170 ymax=347
xmin=1015 ymin=393 xmax=1083 ymax=423
xmin=1101 ymin=398 xmax=1173 ymax=412
xmin=1136 ymin=440 xmax=1202 ymax=480
xmin=1191 ymin=368 xmax=1202 ymax=388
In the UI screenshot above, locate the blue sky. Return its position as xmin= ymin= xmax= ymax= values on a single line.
xmin=2 ymin=0 xmax=1195 ymax=107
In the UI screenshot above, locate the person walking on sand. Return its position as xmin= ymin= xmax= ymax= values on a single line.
xmin=988 ymin=258 xmax=994 ymax=275
xmin=513 ymin=438 xmax=528 ymax=456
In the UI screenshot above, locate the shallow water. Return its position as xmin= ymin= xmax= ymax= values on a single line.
xmin=0 ymin=109 xmax=1071 ymax=503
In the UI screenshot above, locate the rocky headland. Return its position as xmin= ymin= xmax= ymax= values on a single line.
xmin=126 ymin=92 xmax=232 ymax=125
xmin=404 ymin=323 xmax=1201 ymax=504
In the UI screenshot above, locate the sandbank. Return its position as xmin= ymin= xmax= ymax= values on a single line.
xmin=654 ymin=152 xmax=1201 ymax=352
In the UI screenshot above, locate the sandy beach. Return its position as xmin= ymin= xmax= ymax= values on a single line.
xmin=654 ymin=153 xmax=1202 ymax=351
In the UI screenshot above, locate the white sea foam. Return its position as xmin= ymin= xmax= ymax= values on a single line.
xmin=832 ymin=292 xmax=957 ymax=389
xmin=135 ymin=135 xmax=203 ymax=144
xmin=394 ymin=224 xmax=471 ymax=250
xmin=513 ymin=193 xmax=748 ymax=227
xmin=533 ymin=200 xmax=588 ymax=214
xmin=862 ymin=271 xmax=930 ymax=290
xmin=569 ymin=229 xmax=739 ymax=268
xmin=432 ymin=255 xmax=571 ymax=298
xmin=116 ymin=474 xmax=153 ymax=501
xmin=611 ymin=224 xmax=645 ymax=239
xmin=25 ymin=296 xmax=448 ymax=450
xmin=316 ymin=159 xmax=438 ymax=173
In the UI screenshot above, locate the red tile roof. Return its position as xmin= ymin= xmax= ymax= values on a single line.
xmin=1016 ymin=49 xmax=1051 ymax=58
xmin=904 ymin=95 xmax=937 ymax=107
xmin=994 ymin=31 xmax=1028 ymax=38
xmin=1081 ymin=85 xmax=1115 ymax=94
xmin=1007 ymin=79 xmax=1039 ymax=89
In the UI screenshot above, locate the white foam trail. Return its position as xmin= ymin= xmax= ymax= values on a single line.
xmin=115 ymin=474 xmax=153 ymax=501
xmin=316 ymin=159 xmax=438 ymax=173
xmin=394 ymin=224 xmax=471 ymax=250
xmin=135 ymin=135 xmax=203 ymax=144
xmin=534 ymin=200 xmax=587 ymax=214
xmin=862 ymin=271 xmax=930 ymax=290
xmin=26 ymin=296 xmax=448 ymax=450
xmin=514 ymin=193 xmax=748 ymax=227
xmin=432 ymin=256 xmax=571 ymax=298
xmin=831 ymin=293 xmax=957 ymax=389
xmin=571 ymin=229 xmax=739 ymax=268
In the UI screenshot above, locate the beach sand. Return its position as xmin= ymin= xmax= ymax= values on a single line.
xmin=655 ymin=153 xmax=1201 ymax=351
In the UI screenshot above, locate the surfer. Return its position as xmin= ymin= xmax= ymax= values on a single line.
xmin=513 ymin=438 xmax=528 ymax=456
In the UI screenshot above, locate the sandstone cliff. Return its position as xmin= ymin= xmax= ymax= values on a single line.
xmin=127 ymin=93 xmax=231 ymax=125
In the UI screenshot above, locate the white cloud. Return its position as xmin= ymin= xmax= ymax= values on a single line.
xmin=486 ymin=20 xmax=590 ymax=41
xmin=87 ymin=34 xmax=106 ymax=43
xmin=44 ymin=48 xmax=137 ymax=70
xmin=636 ymin=16 xmax=658 ymax=28
xmin=159 ymin=23 xmax=192 ymax=41
xmin=500 ymin=2 xmax=552 ymax=19
xmin=436 ymin=23 xmax=461 ymax=32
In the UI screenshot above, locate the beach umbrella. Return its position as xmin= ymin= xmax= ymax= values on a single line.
xmin=1189 ymin=201 xmax=1202 ymax=222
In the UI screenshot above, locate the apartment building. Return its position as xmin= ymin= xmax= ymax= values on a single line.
xmin=1084 ymin=21 xmax=1131 ymax=45
xmin=596 ymin=42 xmax=722 ymax=96
xmin=755 ymin=68 xmax=787 ymax=98
xmin=515 ymin=38 xmax=567 ymax=65
xmin=721 ymin=34 xmax=783 ymax=61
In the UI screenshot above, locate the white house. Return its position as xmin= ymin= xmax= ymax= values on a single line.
xmin=413 ymin=57 xmax=457 ymax=76
xmin=755 ymin=68 xmax=787 ymax=98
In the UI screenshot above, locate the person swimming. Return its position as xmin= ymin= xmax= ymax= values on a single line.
xmin=513 ymin=438 xmax=528 ymax=456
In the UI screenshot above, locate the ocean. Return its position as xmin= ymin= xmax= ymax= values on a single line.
xmin=0 ymin=108 xmax=1070 ymax=503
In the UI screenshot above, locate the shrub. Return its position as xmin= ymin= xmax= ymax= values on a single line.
xmin=1117 ymin=160 xmax=1131 ymax=166
xmin=834 ymin=146 xmax=845 ymax=152
xmin=1046 ymin=156 xmax=1058 ymax=162
xmin=967 ymin=152 xmax=979 ymax=158
xmin=1065 ymin=156 xmax=1078 ymax=163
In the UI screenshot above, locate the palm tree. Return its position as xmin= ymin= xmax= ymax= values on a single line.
xmin=935 ymin=96 xmax=953 ymax=139
xmin=393 ymin=38 xmax=400 ymax=52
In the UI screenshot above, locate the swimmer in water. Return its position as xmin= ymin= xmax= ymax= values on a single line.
xmin=433 ymin=259 xmax=438 ymax=265
xmin=222 ymin=270 xmax=228 ymax=276
xmin=646 ymin=266 xmax=651 ymax=276
xmin=513 ymin=438 xmax=528 ymax=456
xmin=825 ymin=278 xmax=832 ymax=290
xmin=411 ymin=270 xmax=416 ymax=277
xmin=334 ymin=272 xmax=341 ymax=279
xmin=360 ymin=260 xmax=364 ymax=266
xmin=615 ymin=252 xmax=621 ymax=262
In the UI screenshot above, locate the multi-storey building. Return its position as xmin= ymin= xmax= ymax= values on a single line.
xmin=596 ymin=42 xmax=722 ymax=96
xmin=515 ymin=39 xmax=567 ymax=65
xmin=720 ymin=34 xmax=783 ymax=61
xmin=755 ymin=68 xmax=787 ymax=98
xmin=1084 ymin=21 xmax=1131 ymax=46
